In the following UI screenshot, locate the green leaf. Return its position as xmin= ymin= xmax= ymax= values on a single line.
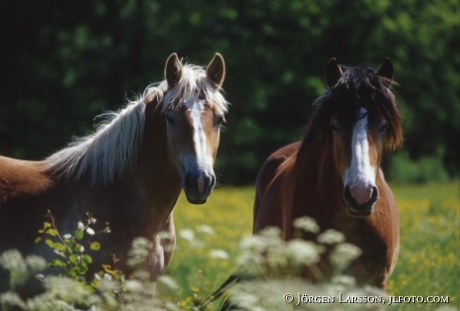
xmin=90 ymin=241 xmax=101 ymax=251
xmin=53 ymin=242 xmax=67 ymax=252
xmin=71 ymin=242 xmax=84 ymax=254
xmin=69 ymin=269 xmax=79 ymax=277
xmin=49 ymin=259 xmax=67 ymax=268
xmin=82 ymin=254 xmax=93 ymax=265
xmin=46 ymin=228 xmax=58 ymax=237
xmin=75 ymin=230 xmax=84 ymax=240
xmin=113 ymin=270 xmax=124 ymax=281
xmin=45 ymin=239 xmax=55 ymax=249
xmin=102 ymin=264 xmax=115 ymax=274
xmin=67 ymin=240 xmax=75 ymax=250
xmin=35 ymin=237 xmax=42 ymax=244
xmin=76 ymin=263 xmax=88 ymax=274
xmin=69 ymin=254 xmax=80 ymax=264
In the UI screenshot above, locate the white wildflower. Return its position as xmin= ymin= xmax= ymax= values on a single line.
xmin=259 ymin=227 xmax=282 ymax=240
xmin=103 ymin=273 xmax=112 ymax=281
xmin=286 ymin=239 xmax=324 ymax=266
xmin=25 ymin=255 xmax=47 ymax=273
xmin=157 ymin=275 xmax=180 ymax=291
xmin=209 ymin=249 xmax=230 ymax=260
xmin=0 ymin=250 xmax=27 ymax=272
xmin=266 ymin=245 xmax=288 ymax=268
xmin=131 ymin=237 xmax=152 ymax=249
xmin=86 ymin=227 xmax=95 ymax=235
xmin=317 ymin=229 xmax=345 ymax=245
xmin=235 ymin=251 xmax=266 ymax=275
xmin=240 ymin=235 xmax=269 ymax=253
xmin=0 ymin=292 xmax=26 ymax=309
xmin=179 ymin=228 xmax=195 ymax=241
xmin=331 ymin=275 xmax=356 ymax=286
xmin=77 ymin=221 xmax=85 ymax=230
xmin=157 ymin=230 xmax=173 ymax=240
xmin=124 ymin=279 xmax=144 ymax=292
xmin=293 ymin=216 xmax=320 ymax=233
xmin=197 ymin=224 xmax=215 ymax=235
xmin=127 ymin=237 xmax=151 ymax=267
xmin=330 ymin=243 xmax=362 ymax=269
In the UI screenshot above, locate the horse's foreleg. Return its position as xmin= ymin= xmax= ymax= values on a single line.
xmin=148 ymin=214 xmax=176 ymax=280
xmin=161 ymin=214 xmax=176 ymax=273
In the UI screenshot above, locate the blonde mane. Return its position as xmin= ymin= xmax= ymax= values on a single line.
xmin=44 ymin=64 xmax=228 ymax=186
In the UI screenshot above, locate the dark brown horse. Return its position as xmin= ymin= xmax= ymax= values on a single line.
xmin=254 ymin=58 xmax=403 ymax=289
xmin=0 ymin=53 xmax=228 ymax=279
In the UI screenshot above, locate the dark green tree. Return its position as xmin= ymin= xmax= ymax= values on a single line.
xmin=1 ymin=0 xmax=458 ymax=184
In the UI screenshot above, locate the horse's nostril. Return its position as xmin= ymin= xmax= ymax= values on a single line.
xmin=183 ymin=171 xmax=216 ymax=205
xmin=344 ymin=185 xmax=352 ymax=202
xmin=343 ymin=184 xmax=379 ymax=212
xmin=184 ymin=173 xmax=194 ymax=187
xmin=183 ymin=171 xmax=216 ymax=194
xmin=369 ymin=186 xmax=379 ymax=204
xmin=210 ymin=174 xmax=216 ymax=187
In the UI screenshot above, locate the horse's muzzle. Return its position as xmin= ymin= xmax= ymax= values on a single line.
xmin=183 ymin=170 xmax=216 ymax=204
xmin=343 ymin=185 xmax=379 ymax=217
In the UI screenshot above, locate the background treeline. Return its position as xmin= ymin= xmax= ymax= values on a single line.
xmin=1 ymin=0 xmax=458 ymax=185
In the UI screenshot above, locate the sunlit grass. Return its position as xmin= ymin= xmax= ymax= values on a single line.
xmin=387 ymin=182 xmax=459 ymax=310
xmin=168 ymin=187 xmax=254 ymax=300
xmin=167 ymin=182 xmax=459 ymax=310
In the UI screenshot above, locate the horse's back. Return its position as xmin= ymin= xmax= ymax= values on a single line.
xmin=253 ymin=142 xmax=300 ymax=232
xmin=0 ymin=156 xmax=54 ymax=252
xmin=0 ymin=156 xmax=52 ymax=199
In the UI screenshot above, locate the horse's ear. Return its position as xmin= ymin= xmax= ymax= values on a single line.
xmin=206 ymin=53 xmax=226 ymax=90
xmin=165 ymin=53 xmax=183 ymax=89
xmin=325 ymin=58 xmax=343 ymax=88
xmin=377 ymin=57 xmax=394 ymax=84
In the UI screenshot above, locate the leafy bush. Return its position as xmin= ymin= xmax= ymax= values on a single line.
xmin=388 ymin=151 xmax=451 ymax=184
xmin=35 ymin=211 xmax=114 ymax=285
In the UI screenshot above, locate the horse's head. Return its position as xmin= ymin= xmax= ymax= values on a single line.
xmin=322 ymin=58 xmax=403 ymax=217
xmin=162 ymin=53 xmax=227 ymax=204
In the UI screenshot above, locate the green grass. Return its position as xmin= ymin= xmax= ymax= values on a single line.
xmin=166 ymin=182 xmax=459 ymax=310
xmin=387 ymin=182 xmax=459 ymax=310
xmin=167 ymin=187 xmax=255 ymax=302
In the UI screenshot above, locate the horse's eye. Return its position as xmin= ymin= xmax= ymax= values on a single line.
xmin=217 ymin=115 xmax=227 ymax=126
xmin=166 ymin=113 xmax=175 ymax=125
xmin=330 ymin=119 xmax=342 ymax=132
xmin=379 ymin=121 xmax=388 ymax=133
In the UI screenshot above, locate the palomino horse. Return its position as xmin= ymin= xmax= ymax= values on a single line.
xmin=0 ymin=53 xmax=228 ymax=279
xmin=254 ymin=58 xmax=403 ymax=288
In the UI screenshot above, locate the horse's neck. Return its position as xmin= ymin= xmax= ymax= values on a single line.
xmin=291 ymin=139 xmax=344 ymax=223
xmin=131 ymin=102 xmax=182 ymax=219
xmin=296 ymin=137 xmax=341 ymax=187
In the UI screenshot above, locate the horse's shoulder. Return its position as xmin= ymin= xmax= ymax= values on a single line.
xmin=269 ymin=141 xmax=302 ymax=159
xmin=263 ymin=141 xmax=301 ymax=173
xmin=256 ymin=142 xmax=300 ymax=190
xmin=253 ymin=142 xmax=301 ymax=231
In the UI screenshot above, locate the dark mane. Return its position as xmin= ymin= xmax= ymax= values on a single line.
xmin=303 ymin=64 xmax=403 ymax=150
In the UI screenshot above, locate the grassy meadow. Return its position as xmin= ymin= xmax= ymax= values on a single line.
xmin=167 ymin=182 xmax=459 ymax=310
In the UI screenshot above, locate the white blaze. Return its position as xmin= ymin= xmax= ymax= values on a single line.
xmin=184 ymin=99 xmax=213 ymax=192
xmin=344 ymin=108 xmax=377 ymax=204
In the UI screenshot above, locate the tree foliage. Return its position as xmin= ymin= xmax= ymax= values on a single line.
xmin=1 ymin=0 xmax=458 ymax=184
